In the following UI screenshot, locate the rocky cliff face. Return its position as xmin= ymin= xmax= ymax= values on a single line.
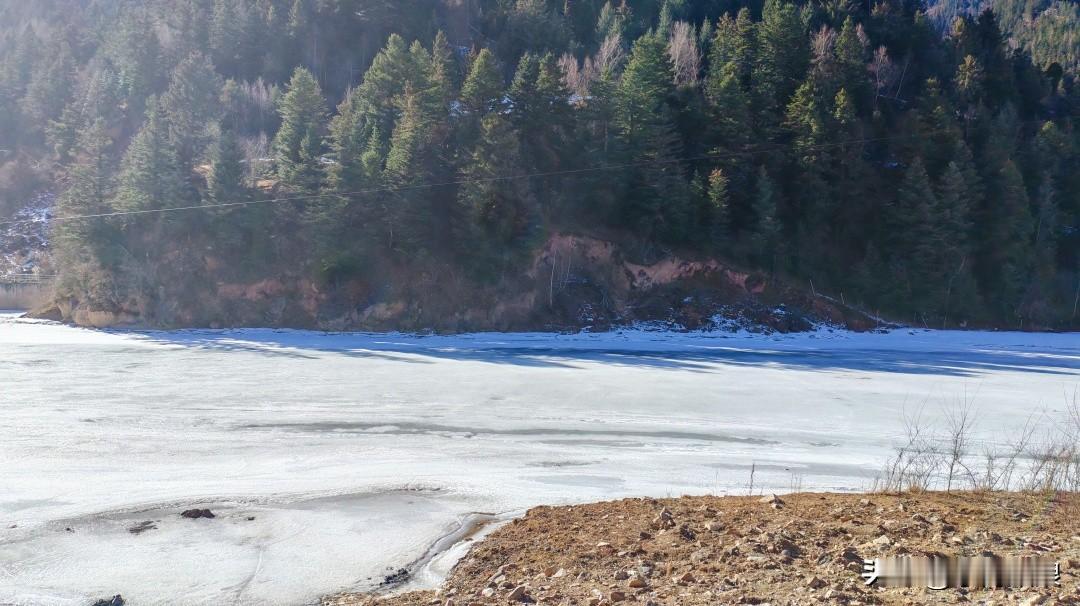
xmin=36 ymin=232 xmax=879 ymax=333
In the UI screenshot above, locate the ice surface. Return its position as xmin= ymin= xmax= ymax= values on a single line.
xmin=1 ymin=313 xmax=1078 ymax=605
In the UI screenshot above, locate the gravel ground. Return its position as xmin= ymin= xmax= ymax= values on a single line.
xmin=325 ymin=491 xmax=1080 ymax=606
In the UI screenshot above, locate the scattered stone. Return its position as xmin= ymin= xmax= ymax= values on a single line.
xmin=595 ymin=541 xmax=615 ymax=554
xmin=381 ymin=568 xmax=409 ymax=586
xmin=481 ymin=587 xmax=495 ymax=598
xmin=872 ymin=535 xmax=892 ymax=546
xmin=180 ymin=508 xmax=215 ymax=519
xmin=609 ymin=590 xmax=627 ymax=602
xmin=651 ymin=508 xmax=676 ymax=530
xmin=759 ymin=494 xmax=784 ymax=506
xmin=806 ymin=576 xmax=827 ymax=589
xmin=127 ymin=521 xmax=156 ymax=535
xmin=613 ymin=570 xmax=628 ymax=580
xmin=246 ymin=516 xmax=256 ymax=521
xmin=676 ymin=571 xmax=695 ymax=584
xmin=506 ymin=585 xmax=529 ymax=602
xmin=90 ymin=596 xmax=124 ymax=606
xmin=628 ymin=576 xmax=647 ymax=589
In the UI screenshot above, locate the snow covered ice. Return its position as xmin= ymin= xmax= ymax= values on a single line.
xmin=1 ymin=312 xmax=1078 ymax=605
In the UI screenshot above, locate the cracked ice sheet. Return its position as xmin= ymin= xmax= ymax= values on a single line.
xmin=1 ymin=313 xmax=1078 ymax=605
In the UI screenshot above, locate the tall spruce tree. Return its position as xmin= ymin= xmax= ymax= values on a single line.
xmin=616 ymin=31 xmax=689 ymax=242
xmin=273 ymin=67 xmax=327 ymax=190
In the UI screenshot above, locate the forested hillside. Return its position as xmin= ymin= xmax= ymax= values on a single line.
xmin=1 ymin=0 xmax=1077 ymax=330
xmin=926 ymin=0 xmax=1078 ymax=72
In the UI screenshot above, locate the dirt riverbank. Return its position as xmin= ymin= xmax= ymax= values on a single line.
xmin=324 ymin=491 xmax=1080 ymax=606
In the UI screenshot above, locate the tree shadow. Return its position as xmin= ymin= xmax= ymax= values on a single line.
xmin=120 ymin=328 xmax=1080 ymax=378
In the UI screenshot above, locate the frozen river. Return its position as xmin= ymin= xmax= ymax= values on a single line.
xmin=1 ymin=312 xmax=1078 ymax=605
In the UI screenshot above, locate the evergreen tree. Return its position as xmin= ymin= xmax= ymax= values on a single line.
xmin=885 ymin=158 xmax=939 ymax=315
xmin=615 ymin=31 xmax=689 ymax=241
xmin=207 ymin=126 xmax=247 ymax=204
xmin=752 ymin=166 xmax=781 ymax=271
xmin=457 ymin=113 xmax=535 ymax=274
xmin=161 ymin=52 xmax=226 ymax=171
xmin=754 ymin=0 xmax=808 ymax=125
xmin=273 ymin=67 xmax=327 ymax=188
xmin=461 ymin=49 xmax=504 ymax=116
xmin=114 ymin=100 xmax=186 ymax=212
xmin=991 ymin=160 xmax=1036 ymax=316
xmin=54 ymin=119 xmax=116 ymax=263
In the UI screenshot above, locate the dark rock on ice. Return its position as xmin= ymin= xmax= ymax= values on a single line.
xmin=180 ymin=508 xmax=215 ymax=519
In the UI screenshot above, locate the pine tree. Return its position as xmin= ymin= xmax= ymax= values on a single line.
xmin=207 ymin=126 xmax=246 ymax=204
xmin=755 ymin=0 xmax=808 ymax=125
xmin=615 ymin=31 xmax=689 ymax=241
xmin=993 ymin=160 xmax=1035 ymax=315
xmin=752 ymin=166 xmax=781 ymax=271
xmin=457 ymin=113 xmax=535 ymax=274
xmin=885 ymin=158 xmax=940 ymax=315
xmin=430 ymin=30 xmax=457 ymax=105
xmin=161 ymin=52 xmax=225 ymax=171
xmin=834 ymin=17 xmax=869 ymax=109
xmin=273 ymin=67 xmax=327 ymax=188
xmin=54 ymin=119 xmax=116 ymax=263
xmin=19 ymin=38 xmax=75 ymax=134
xmin=933 ymin=160 xmax=977 ymax=324
xmin=114 ymin=99 xmax=186 ymax=212
xmin=461 ymin=49 xmax=504 ymax=116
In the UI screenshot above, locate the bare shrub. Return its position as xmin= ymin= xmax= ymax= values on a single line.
xmin=877 ymin=393 xmax=1079 ymax=494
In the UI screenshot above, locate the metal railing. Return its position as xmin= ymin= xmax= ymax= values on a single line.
xmin=0 ymin=274 xmax=57 ymax=286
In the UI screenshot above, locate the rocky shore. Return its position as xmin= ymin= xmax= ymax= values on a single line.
xmin=325 ymin=492 xmax=1080 ymax=606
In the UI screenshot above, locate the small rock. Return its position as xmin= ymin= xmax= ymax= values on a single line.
xmin=613 ymin=570 xmax=628 ymax=580
xmin=806 ymin=576 xmax=827 ymax=589
xmin=676 ymin=571 xmax=695 ymax=584
xmin=759 ymin=494 xmax=784 ymax=506
xmin=91 ymin=596 xmax=124 ymax=606
xmin=651 ymin=508 xmax=676 ymax=530
xmin=609 ymin=590 xmax=627 ymax=602
xmin=481 ymin=587 xmax=495 ymax=598
xmin=628 ymin=577 xmax=647 ymax=588
xmin=596 ymin=541 xmax=615 ymax=554
xmin=872 ymin=535 xmax=891 ymax=546
xmin=180 ymin=509 xmax=215 ymax=519
xmin=1019 ymin=596 xmax=1045 ymax=606
xmin=706 ymin=521 xmax=724 ymax=532
xmin=507 ymin=585 xmax=529 ymax=602
xmin=127 ymin=521 xmax=156 ymax=535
